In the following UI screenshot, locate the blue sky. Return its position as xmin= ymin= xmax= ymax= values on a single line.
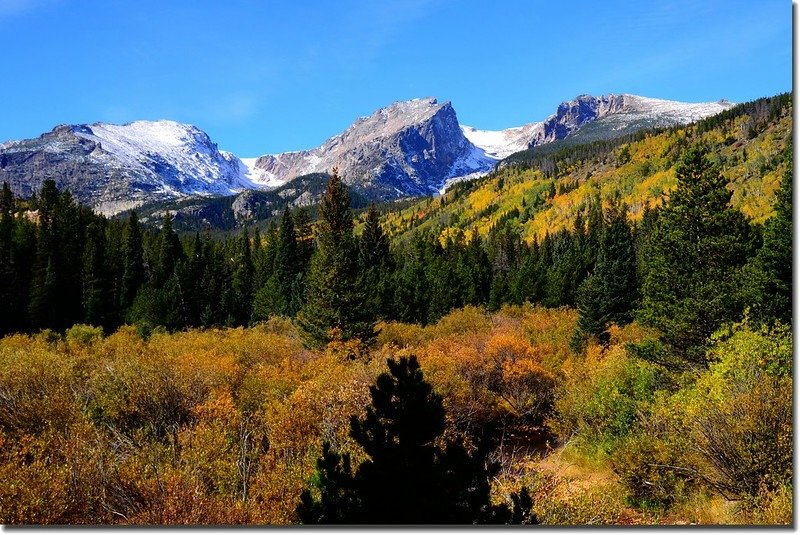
xmin=0 ymin=0 xmax=790 ymax=156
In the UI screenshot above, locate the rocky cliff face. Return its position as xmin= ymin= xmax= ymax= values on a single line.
xmin=462 ymin=94 xmax=734 ymax=158
xmin=0 ymin=120 xmax=251 ymax=215
xmin=245 ymin=97 xmax=494 ymax=199
xmin=0 ymin=94 xmax=734 ymax=216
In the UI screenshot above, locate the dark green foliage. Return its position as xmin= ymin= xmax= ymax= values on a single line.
xmin=152 ymin=212 xmax=183 ymax=287
xmin=82 ymin=220 xmax=112 ymax=329
xmin=297 ymin=356 xmax=536 ymax=524
xmin=571 ymin=201 xmax=638 ymax=351
xmin=28 ymin=181 xmax=86 ymax=330
xmin=273 ymin=208 xmax=298 ymax=309
xmin=231 ymin=227 xmax=254 ymax=325
xmin=127 ymin=212 xmax=187 ymax=330
xmin=298 ymin=170 xmax=375 ymax=347
xmin=358 ymin=205 xmax=394 ymax=320
xmin=297 ymin=443 xmax=358 ymax=523
xmin=638 ymin=146 xmax=756 ymax=366
xmin=696 ymin=92 xmax=791 ymax=135
xmin=0 ymin=183 xmax=22 ymax=335
xmin=744 ymin=150 xmax=792 ymax=325
xmin=392 ymin=237 xmax=430 ymax=324
xmin=571 ymin=273 xmax=610 ymax=351
xmin=254 ymin=207 xmax=308 ymax=320
xmin=120 ymin=211 xmax=144 ymax=311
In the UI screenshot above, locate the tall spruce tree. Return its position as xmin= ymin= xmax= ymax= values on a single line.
xmin=638 ymin=146 xmax=755 ymax=366
xmin=462 ymin=228 xmax=491 ymax=306
xmin=231 ymin=226 xmax=254 ymax=325
xmin=28 ymin=181 xmax=63 ymax=329
xmin=358 ymin=204 xmax=393 ymax=319
xmin=393 ymin=236 xmax=429 ymax=324
xmin=297 ymin=169 xmax=375 ymax=347
xmin=745 ymin=150 xmax=792 ymax=325
xmin=128 ymin=212 xmax=185 ymax=330
xmin=571 ymin=201 xmax=638 ymax=352
xmin=120 ymin=211 xmax=145 ymax=311
xmin=297 ymin=356 xmax=536 ymax=524
xmin=0 ymin=184 xmax=16 ymax=334
xmin=293 ymin=207 xmax=314 ymax=271
xmin=273 ymin=207 xmax=300 ymax=315
xmin=82 ymin=220 xmax=112 ymax=328
xmin=152 ymin=212 xmax=183 ymax=287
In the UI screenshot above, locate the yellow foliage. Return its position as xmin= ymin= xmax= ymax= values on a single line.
xmin=0 ymin=302 xmax=791 ymax=525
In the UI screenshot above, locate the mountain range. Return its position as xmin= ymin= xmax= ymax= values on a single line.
xmin=0 ymin=94 xmax=733 ymax=216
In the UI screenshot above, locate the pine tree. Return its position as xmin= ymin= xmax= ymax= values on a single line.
xmin=358 ymin=204 xmax=393 ymax=319
xmin=254 ymin=223 xmax=277 ymax=291
xmin=82 ymin=220 xmax=112 ymax=328
xmin=55 ymin=193 xmax=87 ymax=328
xmin=511 ymin=236 xmax=540 ymax=305
xmin=600 ymin=201 xmax=638 ymax=325
xmin=127 ymin=212 xmax=186 ymax=330
xmin=462 ymin=229 xmax=491 ymax=306
xmin=293 ymin=207 xmax=315 ymax=272
xmin=297 ymin=356 xmax=536 ymax=524
xmin=297 ymin=169 xmax=375 ymax=347
xmin=0 ymin=183 xmax=18 ymax=334
xmin=200 ymin=234 xmax=228 ymax=327
xmin=638 ymin=146 xmax=755 ymax=366
xmin=179 ymin=232 xmax=206 ymax=327
xmin=745 ymin=150 xmax=792 ymax=325
xmin=7 ymin=209 xmax=37 ymax=333
xmin=28 ymin=181 xmax=62 ymax=329
xmin=358 ymin=204 xmax=390 ymax=267
xmin=231 ymin=227 xmax=254 ymax=325
xmin=572 ymin=200 xmax=639 ymax=351
xmin=153 ymin=212 xmax=183 ymax=287
xmin=393 ymin=238 xmax=429 ymax=324
xmin=120 ymin=211 xmax=145 ymax=311
xmin=543 ymin=229 xmax=581 ymax=307
xmin=570 ymin=273 xmax=609 ymax=352
xmin=273 ymin=207 xmax=300 ymax=315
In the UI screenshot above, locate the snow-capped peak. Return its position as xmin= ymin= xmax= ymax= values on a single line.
xmin=613 ymin=94 xmax=734 ymax=123
xmin=0 ymin=93 xmax=737 ymax=216
xmin=67 ymin=120 xmax=258 ymax=207
xmin=460 ymin=94 xmax=735 ymax=160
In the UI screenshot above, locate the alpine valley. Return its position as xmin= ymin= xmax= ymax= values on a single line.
xmin=0 ymin=93 xmax=734 ymax=225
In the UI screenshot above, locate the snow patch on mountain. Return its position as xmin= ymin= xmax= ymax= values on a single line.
xmin=0 ymin=94 xmax=736 ymax=216
xmin=460 ymin=94 xmax=735 ymax=163
xmin=461 ymin=123 xmax=543 ymax=160
xmin=71 ymin=120 xmax=252 ymax=195
xmin=604 ymin=94 xmax=734 ymax=128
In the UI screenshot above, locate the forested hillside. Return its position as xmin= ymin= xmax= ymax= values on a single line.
xmin=382 ymin=93 xmax=791 ymax=242
xmin=0 ymin=93 xmax=792 ymax=525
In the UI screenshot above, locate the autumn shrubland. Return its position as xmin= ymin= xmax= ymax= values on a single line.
xmin=0 ymin=304 xmax=790 ymax=525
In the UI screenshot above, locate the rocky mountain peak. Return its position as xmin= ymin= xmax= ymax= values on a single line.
xmin=244 ymin=96 xmax=485 ymax=199
xmin=1 ymin=93 xmax=735 ymax=216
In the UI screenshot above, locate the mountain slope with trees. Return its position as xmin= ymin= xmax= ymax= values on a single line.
xmin=382 ymin=93 xmax=790 ymax=244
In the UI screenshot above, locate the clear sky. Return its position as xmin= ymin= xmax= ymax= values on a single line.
xmin=0 ymin=0 xmax=790 ymax=156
